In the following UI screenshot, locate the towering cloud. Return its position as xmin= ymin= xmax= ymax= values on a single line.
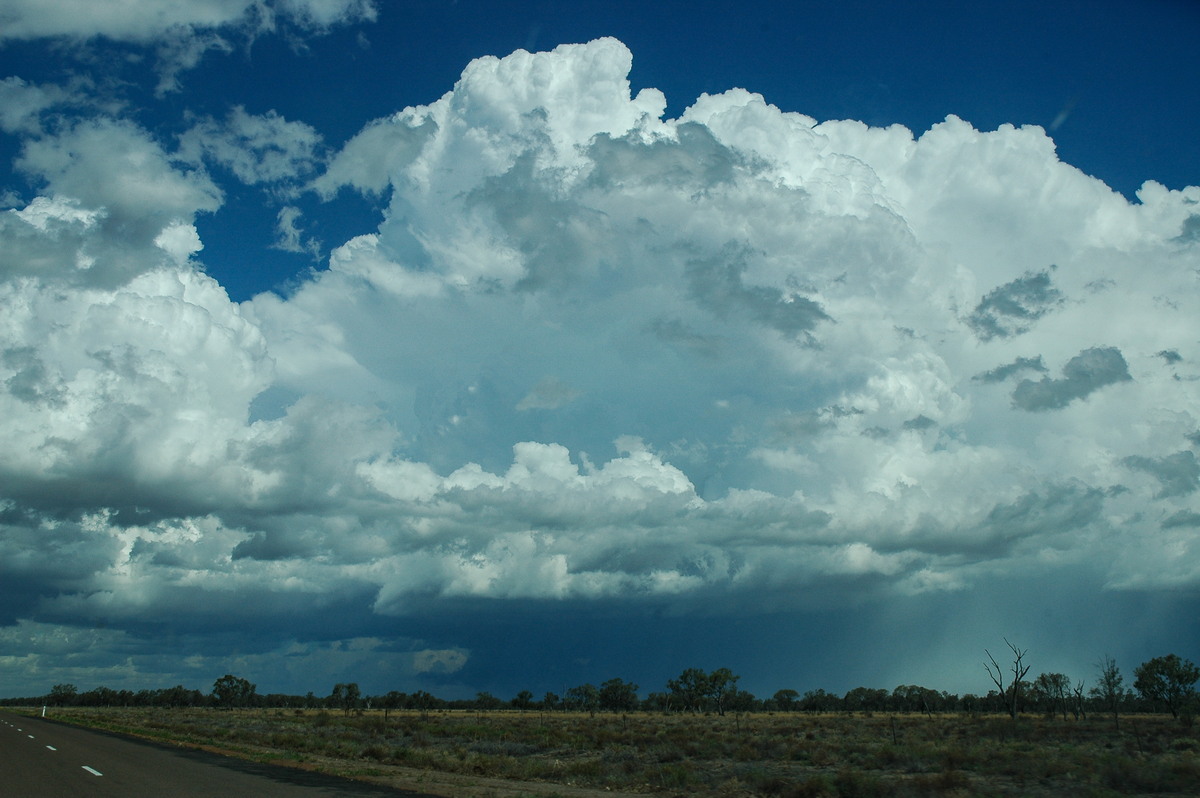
xmin=1 ymin=37 xmax=1198 ymax=695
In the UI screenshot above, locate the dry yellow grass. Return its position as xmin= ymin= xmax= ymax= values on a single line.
xmin=23 ymin=706 xmax=1200 ymax=797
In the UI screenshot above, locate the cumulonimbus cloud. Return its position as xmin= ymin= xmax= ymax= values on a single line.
xmin=1 ymin=36 xmax=1199 ymax=694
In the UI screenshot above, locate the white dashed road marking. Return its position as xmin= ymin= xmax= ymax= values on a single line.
xmin=82 ymin=765 xmax=103 ymax=776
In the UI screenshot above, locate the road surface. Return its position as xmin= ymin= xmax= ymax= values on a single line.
xmin=0 ymin=710 xmax=432 ymax=797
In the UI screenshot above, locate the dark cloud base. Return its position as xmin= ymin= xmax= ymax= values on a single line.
xmin=363 ymin=579 xmax=1200 ymax=700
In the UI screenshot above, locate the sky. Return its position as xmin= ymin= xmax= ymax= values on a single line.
xmin=0 ymin=0 xmax=1198 ymax=702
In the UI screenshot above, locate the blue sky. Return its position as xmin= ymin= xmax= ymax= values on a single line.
xmin=0 ymin=0 xmax=1198 ymax=702
xmin=6 ymin=0 xmax=1195 ymax=302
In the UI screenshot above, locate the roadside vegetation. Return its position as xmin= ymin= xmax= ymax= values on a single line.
xmin=12 ymin=704 xmax=1200 ymax=797
xmin=3 ymin=652 xmax=1198 ymax=796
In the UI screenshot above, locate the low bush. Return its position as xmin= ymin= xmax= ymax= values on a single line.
xmin=33 ymin=707 xmax=1200 ymax=797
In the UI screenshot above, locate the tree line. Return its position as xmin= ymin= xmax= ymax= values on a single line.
xmin=4 ymin=651 xmax=1197 ymax=721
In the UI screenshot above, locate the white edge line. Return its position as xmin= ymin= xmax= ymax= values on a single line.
xmin=82 ymin=765 xmax=103 ymax=776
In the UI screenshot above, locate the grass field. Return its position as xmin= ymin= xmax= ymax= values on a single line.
xmin=19 ymin=706 xmax=1200 ymax=797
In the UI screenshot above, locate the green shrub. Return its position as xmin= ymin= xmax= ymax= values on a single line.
xmin=787 ymin=774 xmax=836 ymax=797
xmin=833 ymin=768 xmax=889 ymax=798
xmin=912 ymin=769 xmax=972 ymax=793
xmin=360 ymin=743 xmax=390 ymax=761
xmin=656 ymin=761 xmax=695 ymax=789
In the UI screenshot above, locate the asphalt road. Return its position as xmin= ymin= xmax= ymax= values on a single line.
xmin=0 ymin=710 xmax=433 ymax=797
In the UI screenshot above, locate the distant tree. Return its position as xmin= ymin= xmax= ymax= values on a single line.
xmin=598 ymin=678 xmax=639 ymax=712
xmin=891 ymin=685 xmax=941 ymax=715
xmin=1090 ymin=655 xmax=1125 ymax=727
xmin=772 ymin=689 xmax=800 ymax=712
xmin=262 ymin=693 xmax=293 ymax=709
xmin=474 ymin=691 xmax=503 ymax=711
xmin=843 ymin=686 xmax=889 ymax=714
xmin=511 ymin=690 xmax=534 ymax=711
xmin=407 ymin=690 xmax=438 ymax=712
xmin=890 ymin=685 xmax=916 ymax=713
xmin=667 ymin=668 xmax=708 ymax=713
xmin=982 ymin=690 xmax=1005 ymax=713
xmin=706 ymin=668 xmax=741 ymax=716
xmin=727 ymin=689 xmax=759 ymax=713
xmin=159 ymin=684 xmax=200 ymax=708
xmin=664 ymin=667 xmax=742 ymax=715
xmin=328 ymin=683 xmax=362 ymax=715
xmin=48 ymin=683 xmax=77 ymax=707
xmin=379 ymin=690 xmax=405 ymax=720
xmin=1134 ymin=654 xmax=1200 ymax=719
xmin=642 ymin=691 xmax=670 ymax=712
xmin=212 ymin=674 xmax=257 ymax=709
xmin=541 ymin=691 xmax=561 ymax=711
xmin=1032 ymin=673 xmax=1071 ymax=720
xmin=801 ymin=688 xmax=838 ymax=713
xmin=79 ymin=686 xmax=119 ymax=707
xmin=1071 ymin=679 xmax=1087 ymax=720
xmin=565 ymin=683 xmax=599 ymax=713
xmin=985 ymin=639 xmax=1030 ymax=720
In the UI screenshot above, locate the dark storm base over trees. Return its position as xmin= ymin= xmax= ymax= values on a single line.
xmin=8 ymin=653 xmax=1199 ymax=721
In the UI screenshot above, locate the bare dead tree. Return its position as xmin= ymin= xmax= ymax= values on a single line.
xmin=985 ymin=638 xmax=1031 ymax=720
xmin=1090 ymin=654 xmax=1123 ymax=729
xmin=1071 ymin=679 xmax=1087 ymax=721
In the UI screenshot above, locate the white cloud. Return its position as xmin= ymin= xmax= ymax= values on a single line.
xmin=0 ymin=0 xmax=376 ymax=42
xmin=279 ymin=0 xmax=377 ymax=30
xmin=266 ymin=37 xmax=1199 ymax=602
xmin=1 ymin=37 xmax=1199 ymax=693
xmin=272 ymin=205 xmax=321 ymax=257
xmin=10 ymin=119 xmax=221 ymax=286
xmin=0 ymin=0 xmax=377 ymax=96
xmin=153 ymin=29 xmax=234 ymax=96
xmin=154 ymin=221 xmax=204 ymax=264
xmin=18 ymin=119 xmax=221 ymax=220
xmin=0 ymin=268 xmax=273 ymax=498
xmin=179 ymin=107 xmax=323 ymax=189
xmin=411 ymin=648 xmax=468 ymax=675
xmin=0 ymin=77 xmax=69 ymax=134
xmin=516 ymin=376 xmax=582 ymax=411
xmin=312 ymin=116 xmax=434 ymax=199
xmin=12 ymin=195 xmax=102 ymax=231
